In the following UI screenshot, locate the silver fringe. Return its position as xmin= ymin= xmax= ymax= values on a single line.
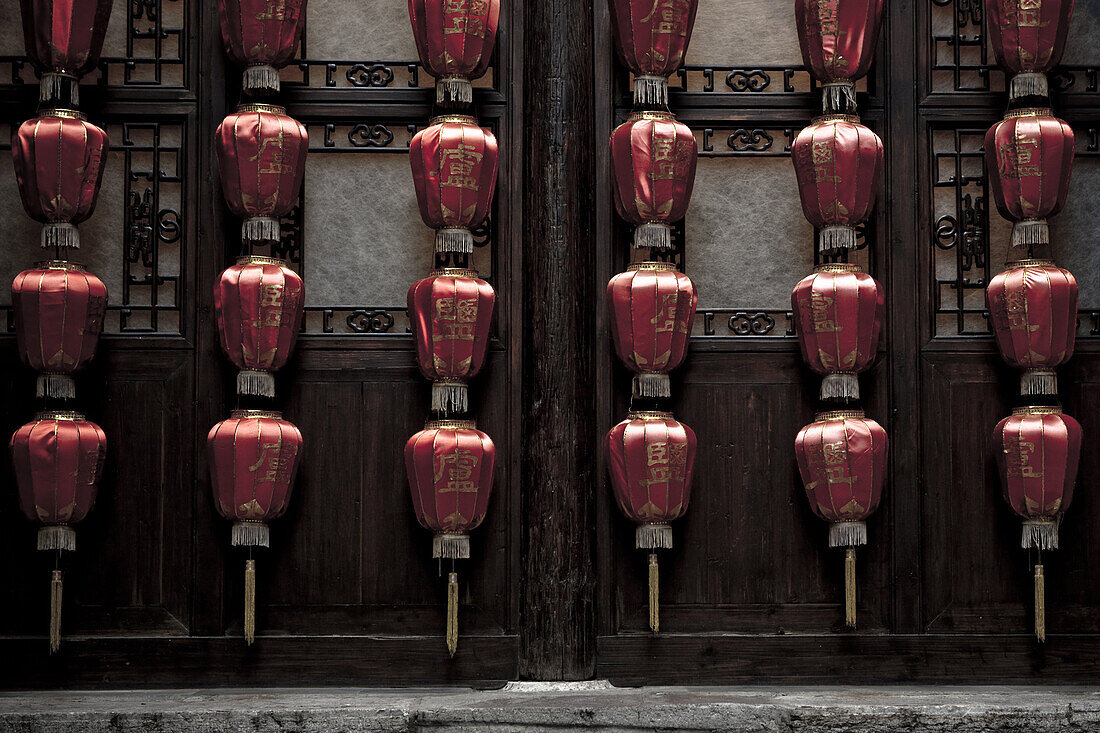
xmin=434 ymin=533 xmax=471 ymax=560
xmin=432 ymin=382 xmax=469 ymax=414
xmin=634 ymin=222 xmax=673 ymax=251
xmin=1021 ymin=369 xmax=1057 ymax=396
xmin=821 ymin=80 xmax=856 ymax=115
xmin=1010 ymin=72 xmax=1049 ymax=102
xmin=829 ymin=521 xmax=867 ymax=548
xmin=436 ymin=227 xmax=474 ymax=254
xmin=820 ymin=372 xmax=859 ymax=401
xmin=244 ymin=64 xmax=281 ymax=94
xmin=1022 ymin=521 xmax=1059 ymax=551
xmin=437 ymin=76 xmax=473 ymax=105
xmin=232 ymin=522 xmax=270 ymax=548
xmin=42 ymin=223 xmax=79 ymax=249
xmin=634 ymin=373 xmax=671 ymax=399
xmin=37 ymin=374 xmax=76 ymax=400
xmin=242 ymin=217 xmax=281 ymax=245
xmin=238 ymin=370 xmax=276 ymax=398
xmin=39 ymin=73 xmax=78 ymax=106
xmin=819 ymin=225 xmax=858 ymax=252
xmin=1012 ymin=219 xmax=1049 ymax=249
xmin=634 ymin=75 xmax=669 ymax=107
xmin=38 ymin=526 xmax=76 ymax=553
xmin=636 ymin=523 xmax=673 ymax=550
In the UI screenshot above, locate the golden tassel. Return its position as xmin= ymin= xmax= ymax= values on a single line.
xmin=49 ymin=569 xmax=63 ymax=655
xmin=844 ymin=547 xmax=857 ymax=629
xmin=648 ymin=553 xmax=660 ymax=634
xmin=1034 ymin=564 xmax=1046 ymax=643
xmin=244 ymin=558 xmax=256 ymax=646
xmin=446 ymin=571 xmax=459 ymax=657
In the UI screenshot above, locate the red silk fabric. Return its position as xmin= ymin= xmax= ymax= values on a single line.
xmin=792 ymin=116 xmax=882 ymax=229
xmin=407 ymin=269 xmax=495 ymax=385
xmin=12 ymin=263 xmax=108 ymax=376
xmin=987 ymin=0 xmax=1074 ymax=76
xmin=409 ymin=0 xmax=500 ymax=82
xmin=214 ymin=258 xmax=304 ymax=375
xmin=12 ymin=112 xmax=108 ymax=227
xmin=215 ymin=105 xmax=308 ymax=221
xmin=208 ymin=411 xmax=303 ymax=523
xmin=607 ymin=263 xmax=696 ymax=377
xmin=985 ymin=111 xmax=1074 ymax=224
xmin=216 ymin=0 xmax=306 ymax=70
xmin=995 ymin=407 xmax=1082 ymax=522
xmin=405 ymin=421 xmax=495 ymax=534
xmin=611 ymin=112 xmax=698 ymax=227
xmin=791 ymin=265 xmax=883 ymax=377
xmin=795 ymin=411 xmax=887 ymax=524
xmin=986 ymin=260 xmax=1077 ymax=371
xmin=19 ymin=0 xmax=113 ymax=77
xmin=410 ymin=117 xmax=499 ymax=231
xmin=608 ymin=0 xmax=699 ymax=79
xmin=11 ymin=413 xmax=106 ymax=525
xmin=794 ymin=0 xmax=884 ymax=85
xmin=606 ymin=412 xmax=696 ymax=525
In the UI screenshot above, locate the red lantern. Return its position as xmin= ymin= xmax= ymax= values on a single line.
xmin=985 ymin=109 xmax=1074 ymax=249
xmin=214 ymin=256 xmax=304 ymax=398
xmin=409 ymin=0 xmax=501 ymax=105
xmin=19 ymin=0 xmax=113 ymax=104
xmin=995 ymin=405 xmax=1082 ymax=640
xmin=407 ymin=268 xmax=495 ymax=414
xmin=610 ymin=111 xmax=698 ymax=251
xmin=791 ymin=115 xmax=883 ymax=251
xmin=409 ymin=116 xmax=499 ymax=255
xmin=987 ymin=259 xmax=1077 ymax=397
xmin=405 ymin=419 xmax=496 ymax=655
xmin=10 ymin=410 xmax=107 ymax=652
xmin=791 ymin=264 xmax=884 ymax=401
xmin=608 ymin=0 xmax=700 ymax=106
xmin=606 ymin=262 xmax=696 ymax=399
xmin=606 ymin=410 xmax=696 ymax=632
xmin=12 ymin=110 xmax=109 ymax=250
xmin=215 ymin=104 xmax=308 ymax=246
xmin=208 ymin=409 xmax=303 ymax=644
xmin=216 ymin=0 xmax=306 ymax=94
xmin=795 ymin=409 xmax=887 ymax=628
xmin=795 ymin=0 xmax=884 ymax=113
xmin=12 ymin=261 xmax=109 ymax=399
xmin=987 ymin=0 xmax=1074 ymax=101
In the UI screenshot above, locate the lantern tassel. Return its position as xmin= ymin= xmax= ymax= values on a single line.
xmin=634 ymin=222 xmax=673 ymax=251
xmin=38 ymin=526 xmax=76 ymax=553
xmin=49 ymin=569 xmax=63 ymax=655
xmin=238 ymin=370 xmax=276 ymax=398
xmin=447 ymin=571 xmax=459 ymax=657
xmin=244 ymin=559 xmax=257 ymax=646
xmin=1022 ymin=520 xmax=1059 ymax=551
xmin=243 ymin=64 xmax=281 ymax=94
xmin=1034 ymin=564 xmax=1046 ymax=643
xmin=435 ymin=227 xmax=474 ymax=254
xmin=42 ymin=223 xmax=80 ymax=249
xmin=828 ymin=521 xmax=867 ymax=548
xmin=232 ymin=521 xmax=270 ymax=549
xmin=633 ymin=373 xmax=671 ymax=399
xmin=37 ymin=374 xmax=76 ymax=400
xmin=437 ymin=76 xmax=474 ymax=106
xmin=821 ymin=80 xmax=856 ymax=114
xmin=433 ymin=533 xmax=471 ymax=560
xmin=432 ymin=382 xmax=469 ymax=415
xmin=1012 ymin=219 xmax=1049 ymax=249
xmin=636 ymin=523 xmax=673 ymax=550
xmin=40 ymin=73 xmax=78 ymax=107
xmin=634 ymin=75 xmax=669 ymax=107
xmin=845 ymin=547 xmax=857 ymax=630
xmin=242 ymin=217 xmax=281 ymax=245
xmin=820 ymin=372 xmax=859 ymax=402
xmin=1010 ymin=72 xmax=1049 ymax=102
xmin=819 ymin=225 xmax=858 ymax=252
xmin=1020 ymin=369 xmax=1058 ymax=397
xmin=648 ymin=553 xmax=660 ymax=634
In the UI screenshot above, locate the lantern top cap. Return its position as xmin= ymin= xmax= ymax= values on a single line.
xmin=812 ymin=409 xmax=866 ymax=422
xmin=813 ymin=263 xmax=863 ymax=274
xmin=235 ymin=102 xmax=288 ymax=116
xmin=628 ymin=261 xmax=678 ymax=273
xmin=229 ymin=409 xmax=284 ymax=420
xmin=626 ymin=110 xmax=677 ymax=124
xmin=235 ymin=255 xmax=291 ymax=268
xmin=425 ymin=419 xmax=479 ymax=431
xmin=1003 ymin=107 xmax=1055 ymax=119
xmin=810 ymin=113 xmax=862 ymax=126
xmin=429 ymin=267 xmax=482 ymax=279
xmin=1005 ymin=258 xmax=1057 ymax=270
xmin=37 ymin=108 xmax=87 ymax=121
xmin=428 ymin=114 xmax=479 ymax=126
xmin=626 ymin=410 xmax=675 ymax=421
xmin=32 ymin=260 xmax=86 ymax=272
xmin=1012 ymin=405 xmax=1064 ymax=417
xmin=34 ymin=411 xmax=87 ymax=422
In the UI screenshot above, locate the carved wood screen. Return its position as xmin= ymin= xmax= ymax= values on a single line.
xmin=0 ymin=0 xmax=1099 ymax=687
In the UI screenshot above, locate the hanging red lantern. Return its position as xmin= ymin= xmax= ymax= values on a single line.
xmin=791 ymin=115 xmax=883 ymax=252
xmin=987 ymin=0 xmax=1074 ymax=101
xmin=10 ymin=411 xmax=107 ymax=653
xmin=409 ymin=0 xmax=501 ymax=105
xmin=795 ymin=409 xmax=887 ymax=628
xmin=610 ymin=111 xmax=698 ymax=251
xmin=608 ymin=0 xmax=700 ymax=106
xmin=214 ymin=256 xmax=304 ymax=398
xmin=986 ymin=259 xmax=1077 ymax=397
xmin=794 ymin=0 xmax=885 ymax=113
xmin=606 ymin=410 xmax=696 ymax=633
xmin=12 ymin=110 xmax=109 ymax=250
xmin=407 ymin=268 xmax=495 ymax=414
xmin=216 ymin=0 xmax=306 ymax=94
xmin=410 ymin=116 xmax=499 ymax=255
xmin=995 ymin=405 xmax=1082 ymax=641
xmin=215 ymin=104 xmax=308 ymax=246
xmin=208 ymin=409 xmax=304 ymax=645
xmin=406 ymin=419 xmax=496 ymax=655
xmin=19 ymin=0 xmax=113 ymax=105
xmin=606 ymin=262 xmax=696 ymax=399
xmin=791 ymin=263 xmax=884 ymax=401
xmin=985 ymin=109 xmax=1074 ymax=249
xmin=11 ymin=261 xmax=109 ymax=400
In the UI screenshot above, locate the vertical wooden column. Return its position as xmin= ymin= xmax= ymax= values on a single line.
xmin=520 ymin=0 xmax=598 ymax=680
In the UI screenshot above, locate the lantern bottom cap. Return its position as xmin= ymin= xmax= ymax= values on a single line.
xmin=633 ymin=373 xmax=671 ymax=399
xmin=38 ymin=525 xmax=76 ymax=552
xmin=42 ymin=222 xmax=79 ymax=249
xmin=1021 ymin=369 xmax=1058 ymax=397
xmin=1022 ymin=520 xmax=1059 ymax=551
xmin=436 ymin=227 xmax=474 ymax=255
xmin=820 ymin=372 xmax=860 ymax=401
xmin=633 ymin=75 xmax=669 ymax=107
xmin=242 ymin=217 xmax=281 ymax=246
xmin=238 ymin=370 xmax=276 ymax=398
xmin=829 ymin=521 xmax=867 ymax=548
xmin=636 ymin=523 xmax=673 ymax=550
xmin=634 ymin=222 xmax=673 ymax=251
xmin=434 ymin=533 xmax=470 ymax=559
xmin=1010 ymin=72 xmax=1049 ymax=102
xmin=37 ymin=374 xmax=76 ymax=400
xmin=232 ymin=521 xmax=270 ymax=548
xmin=244 ymin=64 xmax=281 ymax=95
xmin=1012 ymin=219 xmax=1049 ymax=249
xmin=437 ymin=76 xmax=473 ymax=105
xmin=819 ymin=225 xmax=858 ymax=252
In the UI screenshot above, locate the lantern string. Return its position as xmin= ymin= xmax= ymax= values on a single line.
xmin=648 ymin=553 xmax=659 ymax=634
xmin=845 ymin=547 xmax=857 ymax=629
xmin=446 ymin=571 xmax=459 ymax=658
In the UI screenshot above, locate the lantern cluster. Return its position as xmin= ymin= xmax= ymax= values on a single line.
xmin=606 ymin=6 xmax=701 ymax=635
xmin=405 ymin=0 xmax=501 ymax=658
xmin=985 ymin=0 xmax=1081 ymax=642
xmin=791 ymin=1 xmax=888 ymax=630
xmin=208 ymin=4 xmax=308 ymax=646
xmin=8 ymin=0 xmax=114 ymax=655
